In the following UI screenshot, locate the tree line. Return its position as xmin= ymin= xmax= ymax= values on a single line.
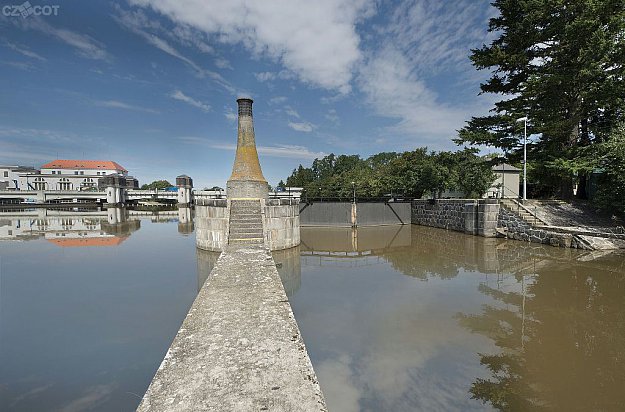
xmin=284 ymin=148 xmax=496 ymax=199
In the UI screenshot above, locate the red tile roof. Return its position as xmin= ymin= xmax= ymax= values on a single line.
xmin=41 ymin=160 xmax=127 ymax=172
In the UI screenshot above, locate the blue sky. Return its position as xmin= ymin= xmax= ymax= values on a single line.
xmin=1 ymin=0 xmax=497 ymax=189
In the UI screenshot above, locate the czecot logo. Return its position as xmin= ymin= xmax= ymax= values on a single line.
xmin=2 ymin=2 xmax=60 ymax=18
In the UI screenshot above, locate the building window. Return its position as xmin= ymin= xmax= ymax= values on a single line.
xmin=33 ymin=177 xmax=47 ymax=190
xmin=58 ymin=178 xmax=72 ymax=191
xmin=79 ymin=171 xmax=84 ymax=175
xmin=4 ymin=171 xmax=9 ymax=177
xmin=74 ymin=171 xmax=78 ymax=175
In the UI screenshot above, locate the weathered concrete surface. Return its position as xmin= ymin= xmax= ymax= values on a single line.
xmin=137 ymin=245 xmax=326 ymax=412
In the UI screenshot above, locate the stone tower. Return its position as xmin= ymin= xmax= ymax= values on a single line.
xmin=226 ymin=98 xmax=268 ymax=199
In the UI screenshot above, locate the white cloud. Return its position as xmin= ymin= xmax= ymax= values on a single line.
xmin=224 ymin=106 xmax=237 ymax=122
xmin=214 ymin=57 xmax=232 ymax=69
xmin=95 ymin=100 xmax=159 ymax=113
xmin=325 ymin=108 xmax=340 ymax=125
xmin=288 ymin=121 xmax=314 ymax=132
xmin=169 ymin=90 xmax=211 ymax=112
xmin=224 ymin=107 xmax=237 ymax=121
xmin=176 ymin=137 xmax=324 ymax=159
xmin=254 ymin=72 xmax=276 ymax=82
xmin=357 ymin=0 xmax=494 ymax=144
xmin=114 ymin=6 xmax=237 ymax=94
xmin=4 ymin=41 xmax=46 ymax=61
xmin=284 ymin=106 xmax=300 ymax=118
xmin=16 ymin=18 xmax=110 ymax=61
xmin=128 ymin=0 xmax=376 ymax=93
xmin=1 ymin=61 xmax=35 ymax=71
xmin=269 ymin=96 xmax=288 ymax=105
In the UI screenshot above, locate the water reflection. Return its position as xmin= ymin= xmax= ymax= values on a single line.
xmin=196 ymin=248 xmax=220 ymax=292
xmin=456 ymin=251 xmax=625 ymax=411
xmin=0 ymin=208 xmax=140 ymax=246
xmin=177 ymin=206 xmax=194 ymax=235
xmin=273 ymin=246 xmax=301 ymax=298
xmin=0 ymin=207 xmax=198 ymax=412
xmin=291 ymin=225 xmax=625 ymax=411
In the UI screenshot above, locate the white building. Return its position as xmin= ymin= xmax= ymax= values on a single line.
xmin=0 ymin=165 xmax=38 ymax=190
xmin=14 ymin=160 xmax=137 ymax=191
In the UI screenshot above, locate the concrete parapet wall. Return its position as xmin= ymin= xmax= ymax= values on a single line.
xmin=300 ymin=202 xmax=352 ymax=226
xmin=412 ymin=199 xmax=499 ymax=237
xmin=356 ymin=202 xmax=411 ymax=225
xmin=299 ymin=201 xmax=410 ymax=227
xmin=264 ymin=203 xmax=300 ymax=250
xmin=138 ymin=245 xmax=327 ymax=411
xmin=195 ymin=204 xmax=228 ymax=251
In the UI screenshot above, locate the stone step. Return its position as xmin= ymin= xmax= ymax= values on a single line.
xmin=229 ymin=221 xmax=262 ymax=227
xmin=230 ymin=218 xmax=263 ymax=223
xmin=229 ymin=231 xmax=263 ymax=237
xmin=230 ymin=213 xmax=262 ymax=218
xmin=229 ymin=228 xmax=263 ymax=235
xmin=230 ymin=220 xmax=263 ymax=226
xmin=229 ymin=238 xmax=264 ymax=244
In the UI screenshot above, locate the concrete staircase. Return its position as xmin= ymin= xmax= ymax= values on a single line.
xmin=500 ymin=198 xmax=548 ymax=227
xmin=228 ymin=199 xmax=264 ymax=245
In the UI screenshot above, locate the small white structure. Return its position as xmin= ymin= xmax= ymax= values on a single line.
xmin=488 ymin=164 xmax=521 ymax=198
xmin=176 ymin=175 xmax=193 ymax=205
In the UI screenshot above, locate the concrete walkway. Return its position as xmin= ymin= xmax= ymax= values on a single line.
xmin=137 ymin=244 xmax=327 ymax=411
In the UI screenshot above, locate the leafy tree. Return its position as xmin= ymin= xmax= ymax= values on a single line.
xmin=591 ymin=122 xmax=625 ymax=215
xmin=456 ymin=149 xmax=497 ymax=198
xmin=456 ymin=0 xmax=625 ymax=199
xmin=141 ymin=180 xmax=172 ymax=190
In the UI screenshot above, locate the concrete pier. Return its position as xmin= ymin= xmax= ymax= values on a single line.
xmin=137 ymin=244 xmax=326 ymax=411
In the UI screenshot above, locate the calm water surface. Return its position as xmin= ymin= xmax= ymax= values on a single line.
xmin=1 ymin=209 xmax=624 ymax=411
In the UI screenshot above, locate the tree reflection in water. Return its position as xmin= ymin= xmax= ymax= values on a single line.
xmin=456 ymin=252 xmax=625 ymax=411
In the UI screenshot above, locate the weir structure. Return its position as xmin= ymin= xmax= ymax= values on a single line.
xmin=138 ymin=98 xmax=325 ymax=411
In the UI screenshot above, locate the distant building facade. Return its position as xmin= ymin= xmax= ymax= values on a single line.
xmin=5 ymin=160 xmax=139 ymax=191
xmin=0 ymin=165 xmax=38 ymax=190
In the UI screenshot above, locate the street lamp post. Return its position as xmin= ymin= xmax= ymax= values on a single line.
xmin=516 ymin=116 xmax=528 ymax=201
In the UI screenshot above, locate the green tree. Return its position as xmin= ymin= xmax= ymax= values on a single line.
xmin=141 ymin=180 xmax=172 ymax=190
xmin=456 ymin=0 xmax=625 ymax=199
xmin=592 ymin=122 xmax=625 ymax=214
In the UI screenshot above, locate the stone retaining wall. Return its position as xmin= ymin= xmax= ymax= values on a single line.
xmin=411 ymin=199 xmax=499 ymax=237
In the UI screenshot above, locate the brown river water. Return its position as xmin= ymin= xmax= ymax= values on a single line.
xmin=1 ymin=211 xmax=623 ymax=411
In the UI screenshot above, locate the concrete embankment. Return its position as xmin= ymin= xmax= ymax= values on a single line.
xmin=138 ymin=244 xmax=326 ymax=412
